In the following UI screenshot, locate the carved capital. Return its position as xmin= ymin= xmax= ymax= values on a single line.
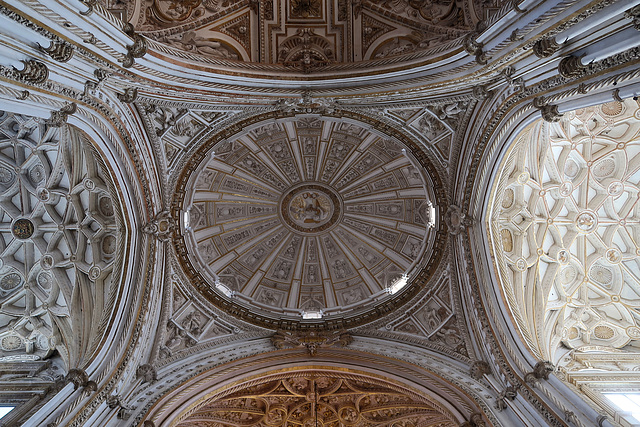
xmin=40 ymin=40 xmax=74 ymax=62
xmin=558 ymin=55 xmax=586 ymax=78
xmin=463 ymin=33 xmax=483 ymax=56
xmin=495 ymin=385 xmax=518 ymax=411
xmin=65 ymin=368 xmax=97 ymax=392
xmin=14 ymin=60 xmax=49 ymax=84
xmin=271 ymin=329 xmax=352 ymax=356
xmin=525 ymin=361 xmax=554 ymax=385
xmin=117 ymin=87 xmax=138 ymax=103
xmin=470 ymin=361 xmax=491 ymax=380
xmin=533 ymin=97 xmax=563 ymax=122
xmin=472 ymin=85 xmax=492 ymax=100
xmin=47 ymin=102 xmax=77 ymax=127
xmin=136 ymin=364 xmax=157 ymax=383
xmin=532 ymin=37 xmax=560 ymax=58
xmin=107 ymin=394 xmax=134 ymax=419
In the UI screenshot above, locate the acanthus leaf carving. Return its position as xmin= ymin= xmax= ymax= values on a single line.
xmin=14 ymin=60 xmax=49 ymax=84
xmin=136 ymin=364 xmax=157 ymax=384
xmin=39 ymin=40 xmax=75 ymax=62
xmin=525 ymin=361 xmax=555 ymax=385
xmin=46 ymin=102 xmax=77 ymax=127
xmin=271 ymin=329 xmax=352 ymax=356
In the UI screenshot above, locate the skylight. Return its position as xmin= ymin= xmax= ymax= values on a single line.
xmin=0 ymin=407 xmax=14 ymax=419
xmin=605 ymin=393 xmax=640 ymax=424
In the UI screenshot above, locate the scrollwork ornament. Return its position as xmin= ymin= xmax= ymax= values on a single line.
xmin=117 ymin=87 xmax=138 ymax=103
xmin=79 ymin=0 xmax=98 ymax=16
xmin=624 ymin=5 xmax=640 ymax=30
xmin=122 ymin=25 xmax=147 ymax=68
xmin=271 ymin=330 xmax=352 ymax=356
xmin=15 ymin=90 xmax=29 ymax=100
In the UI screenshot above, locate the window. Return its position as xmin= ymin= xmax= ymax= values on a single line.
xmin=605 ymin=393 xmax=640 ymax=426
xmin=0 ymin=407 xmax=14 ymax=419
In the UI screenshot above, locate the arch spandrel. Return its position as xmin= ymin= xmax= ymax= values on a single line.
xmin=487 ymin=98 xmax=640 ymax=362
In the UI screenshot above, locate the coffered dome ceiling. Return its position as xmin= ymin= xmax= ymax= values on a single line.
xmin=173 ymin=115 xmax=444 ymax=328
xmin=128 ymin=0 xmax=504 ymax=79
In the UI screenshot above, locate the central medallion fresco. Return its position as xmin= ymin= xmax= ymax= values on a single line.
xmin=174 ymin=115 xmax=444 ymax=328
xmin=281 ymin=184 xmax=341 ymax=233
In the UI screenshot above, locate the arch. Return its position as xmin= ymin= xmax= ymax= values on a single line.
xmin=141 ymin=348 xmax=496 ymax=427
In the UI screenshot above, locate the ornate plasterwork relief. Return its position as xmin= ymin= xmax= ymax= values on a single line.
xmin=0 ymin=112 xmax=123 ymax=369
xmin=176 ymin=116 xmax=440 ymax=326
xmin=152 ymin=268 xmax=263 ymax=365
xmin=173 ymin=369 xmax=462 ymax=427
xmin=488 ymin=98 xmax=640 ymax=361
xmin=133 ymin=0 xmax=506 ymax=74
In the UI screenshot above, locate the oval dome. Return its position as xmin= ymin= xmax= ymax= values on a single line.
xmin=172 ymin=114 xmax=445 ymax=328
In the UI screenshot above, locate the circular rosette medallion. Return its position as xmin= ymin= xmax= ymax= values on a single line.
xmin=12 ymin=218 xmax=35 ymax=240
xmin=281 ymin=184 xmax=341 ymax=233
